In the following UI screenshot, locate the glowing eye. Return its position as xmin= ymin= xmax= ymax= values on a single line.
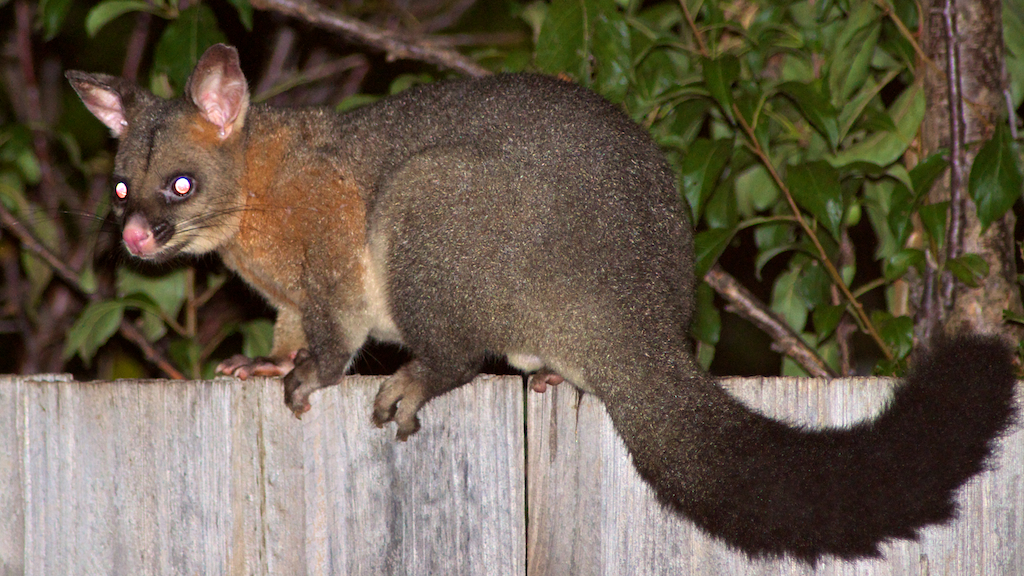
xmin=115 ymin=181 xmax=128 ymax=199
xmin=172 ymin=176 xmax=193 ymax=196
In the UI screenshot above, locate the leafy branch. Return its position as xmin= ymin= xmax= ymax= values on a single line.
xmin=732 ymin=105 xmax=895 ymax=362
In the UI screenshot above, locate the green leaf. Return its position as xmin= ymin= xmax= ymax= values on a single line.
xmin=592 ymin=8 xmax=631 ymax=102
xmin=1 ymin=125 xmax=41 ymax=184
xmin=734 ymin=164 xmax=780 ymax=217
xmin=656 ymin=99 xmax=712 ymax=151
xmin=882 ymin=180 xmax=915 ymax=251
xmin=702 ymin=55 xmax=740 ymax=118
xmin=536 ymin=0 xmax=587 ymax=78
xmin=389 ymin=74 xmax=434 ymax=95
xmin=19 ymin=252 xmax=52 ymax=317
xmin=691 ymin=281 xmax=721 ymax=345
xmin=918 ymin=201 xmax=948 ymax=247
xmin=85 ymin=0 xmax=159 ymax=37
xmin=116 ymin=267 xmax=187 ymax=318
xmin=947 ymin=253 xmax=990 ymax=288
xmin=837 ymin=68 xmax=903 ymax=143
xmin=239 ymin=318 xmax=274 ymax=358
xmin=1004 ymin=0 xmax=1024 ymax=107
xmin=884 ymin=248 xmax=925 ymax=281
xmin=771 ymin=267 xmax=809 ymax=332
xmin=64 ymin=300 xmax=126 ymax=364
xmin=968 ymin=123 xmax=1023 ymax=229
xmin=224 ymin=0 xmax=253 ymax=30
xmin=786 ymin=160 xmax=844 ymax=240
xmin=909 ymin=150 xmax=949 ymax=198
xmin=777 ymin=80 xmax=841 ymax=150
xmin=78 ymin=266 xmax=98 ymax=295
xmin=883 ymin=164 xmax=915 ymax=197
xmin=38 ymin=0 xmax=73 ymax=40
xmin=830 ymin=82 xmax=924 ymax=167
xmin=1004 ymin=308 xmax=1024 ymax=325
xmin=876 ymin=314 xmax=914 ymax=359
xmin=812 ymin=304 xmax=846 ymax=340
xmin=151 ymin=4 xmax=227 ymax=92
xmin=755 ymin=242 xmax=799 ymax=278
xmin=694 ymin=227 xmax=735 ymax=278
xmin=518 ymin=1 xmax=548 ymax=38
xmin=828 ymin=4 xmax=881 ymax=103
xmin=796 ymin=261 xmax=832 ymax=308
xmin=680 ymin=138 xmax=732 ymax=221
xmin=169 ymin=339 xmax=202 ymax=377
xmin=335 ymin=94 xmax=379 ymax=113
xmin=703 ymin=179 xmax=738 ymax=230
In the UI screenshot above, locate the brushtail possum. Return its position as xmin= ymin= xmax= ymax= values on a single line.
xmin=67 ymin=44 xmax=1018 ymax=562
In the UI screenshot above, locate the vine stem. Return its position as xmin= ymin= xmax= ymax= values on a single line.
xmin=678 ymin=0 xmax=709 ymax=58
xmin=732 ymin=104 xmax=895 ymax=361
xmin=941 ymin=0 xmax=966 ymax=306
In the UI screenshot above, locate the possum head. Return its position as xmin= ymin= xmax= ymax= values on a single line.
xmin=67 ymin=44 xmax=250 ymax=261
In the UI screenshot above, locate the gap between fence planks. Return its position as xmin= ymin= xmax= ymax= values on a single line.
xmin=0 ymin=374 xmax=1021 ymax=576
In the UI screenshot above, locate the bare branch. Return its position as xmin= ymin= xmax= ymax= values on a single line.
xmin=0 ymin=204 xmax=84 ymax=290
xmin=119 ymin=320 xmax=186 ymax=379
xmin=254 ymin=54 xmax=370 ymax=103
xmin=705 ymin=265 xmax=837 ymax=378
xmin=249 ymin=0 xmax=491 ymax=78
xmin=122 ymin=12 xmax=153 ymax=82
xmin=0 ymin=203 xmax=185 ymax=379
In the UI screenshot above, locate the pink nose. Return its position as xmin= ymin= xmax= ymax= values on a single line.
xmin=122 ymin=214 xmax=156 ymax=256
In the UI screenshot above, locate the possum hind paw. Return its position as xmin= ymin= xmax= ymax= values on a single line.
xmin=372 ymin=365 xmax=429 ymax=441
xmin=529 ymin=370 xmax=565 ymax=393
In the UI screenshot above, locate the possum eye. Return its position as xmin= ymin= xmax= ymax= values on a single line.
xmin=171 ymin=176 xmax=194 ymax=197
xmin=114 ymin=181 xmax=128 ymax=200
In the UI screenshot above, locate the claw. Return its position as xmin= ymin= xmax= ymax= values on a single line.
xmin=217 ymin=353 xmax=295 ymax=379
xmin=283 ymin=349 xmax=322 ymax=415
xmin=373 ymin=363 xmax=428 ymax=440
xmin=291 ymin=402 xmax=311 ymax=420
xmin=529 ymin=370 xmax=565 ymax=393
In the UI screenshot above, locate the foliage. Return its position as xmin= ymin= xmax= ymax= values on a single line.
xmin=531 ymin=0 xmax=1023 ymax=374
xmin=0 ymin=0 xmax=1021 ymax=379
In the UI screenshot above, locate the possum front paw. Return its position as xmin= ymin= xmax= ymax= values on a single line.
xmin=529 ymin=370 xmax=565 ymax=393
xmin=282 ymin=349 xmax=320 ymax=418
xmin=217 ymin=352 xmax=296 ymax=379
xmin=372 ymin=362 xmax=430 ymax=441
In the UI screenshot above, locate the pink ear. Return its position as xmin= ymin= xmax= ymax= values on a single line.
xmin=65 ymin=72 xmax=129 ymax=137
xmin=187 ymin=44 xmax=249 ymax=140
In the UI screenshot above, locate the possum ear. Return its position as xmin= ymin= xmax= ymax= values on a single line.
xmin=186 ymin=44 xmax=250 ymax=140
xmin=66 ymin=71 xmax=144 ymax=138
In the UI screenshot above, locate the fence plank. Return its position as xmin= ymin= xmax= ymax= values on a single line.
xmin=0 ymin=375 xmax=32 ymax=576
xmin=0 ymin=374 xmax=525 ymax=576
xmin=526 ymin=377 xmax=1024 ymax=576
xmin=298 ymin=374 xmax=525 ymax=576
xmin=2 ymin=374 xmax=1020 ymax=575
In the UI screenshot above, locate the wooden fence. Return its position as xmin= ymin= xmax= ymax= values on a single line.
xmin=0 ymin=373 xmax=1021 ymax=576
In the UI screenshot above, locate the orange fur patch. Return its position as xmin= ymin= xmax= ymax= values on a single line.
xmin=220 ymin=124 xmax=369 ymax=316
xmin=186 ymin=114 xmax=229 ymax=147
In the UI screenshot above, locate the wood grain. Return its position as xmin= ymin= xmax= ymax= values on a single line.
xmin=526 ymin=377 xmax=1024 ymax=576
xmin=0 ymin=374 xmax=524 ymax=576
xmin=1 ymin=374 xmax=1020 ymax=575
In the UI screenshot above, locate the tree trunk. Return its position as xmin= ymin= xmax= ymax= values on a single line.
xmin=917 ymin=0 xmax=1022 ymax=341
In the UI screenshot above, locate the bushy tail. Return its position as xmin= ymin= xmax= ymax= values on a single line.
xmin=599 ymin=334 xmax=1018 ymax=562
